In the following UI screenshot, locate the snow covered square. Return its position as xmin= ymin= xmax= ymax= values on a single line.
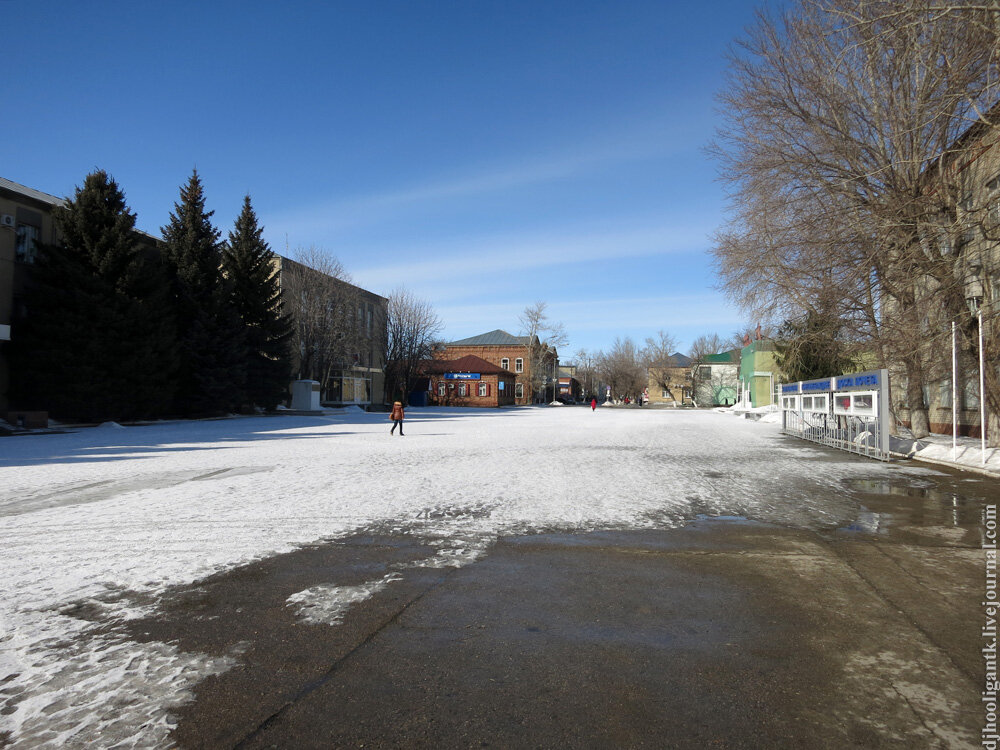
xmin=0 ymin=406 xmax=933 ymax=746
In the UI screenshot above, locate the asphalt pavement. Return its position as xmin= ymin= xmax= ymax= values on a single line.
xmin=118 ymin=465 xmax=994 ymax=749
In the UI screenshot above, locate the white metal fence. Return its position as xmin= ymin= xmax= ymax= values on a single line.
xmin=780 ymin=369 xmax=891 ymax=461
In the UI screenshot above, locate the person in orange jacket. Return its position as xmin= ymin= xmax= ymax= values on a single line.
xmin=389 ymin=401 xmax=405 ymax=436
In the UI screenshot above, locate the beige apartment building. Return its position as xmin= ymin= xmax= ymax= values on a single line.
xmin=891 ymin=112 xmax=1000 ymax=439
xmin=275 ymin=256 xmax=387 ymax=407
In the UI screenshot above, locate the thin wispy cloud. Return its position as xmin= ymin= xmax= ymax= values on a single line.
xmin=265 ymin=113 xmax=685 ymax=239
xmin=350 ymin=220 xmax=712 ymax=293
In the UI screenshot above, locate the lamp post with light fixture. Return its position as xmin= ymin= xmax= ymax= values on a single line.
xmin=966 ymin=269 xmax=986 ymax=465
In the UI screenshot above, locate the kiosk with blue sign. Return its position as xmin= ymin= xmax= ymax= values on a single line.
xmin=779 ymin=369 xmax=890 ymax=461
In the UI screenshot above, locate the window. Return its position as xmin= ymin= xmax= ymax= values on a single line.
xmin=478 ymin=382 xmax=487 ymax=397
xmin=853 ymin=394 xmax=874 ymax=414
xmin=438 ymin=382 xmax=446 ymax=397
xmin=939 ymin=380 xmax=952 ymax=409
xmin=501 ymin=358 xmax=509 ymax=370
xmin=515 ymin=358 xmax=523 ymax=373
xmin=964 ymin=378 xmax=980 ymax=409
xmin=458 ymin=383 xmax=468 ymax=396
xmin=515 ymin=383 xmax=524 ymax=399
xmin=15 ymin=224 xmax=39 ymax=263
xmin=987 ymin=174 xmax=1000 ymax=227
xmin=661 ymin=389 xmax=669 ymax=398
xmin=699 ymin=367 xmax=711 ymax=381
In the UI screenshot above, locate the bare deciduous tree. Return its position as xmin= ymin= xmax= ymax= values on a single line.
xmin=574 ymin=348 xmax=600 ymax=400
xmin=596 ymin=337 xmax=646 ymax=401
xmin=280 ymin=246 xmax=363 ymax=400
xmin=519 ymin=301 xmax=568 ymax=402
xmin=641 ymin=330 xmax=681 ymax=403
xmin=711 ymin=0 xmax=1000 ymax=438
xmin=382 ymin=288 xmax=443 ymax=403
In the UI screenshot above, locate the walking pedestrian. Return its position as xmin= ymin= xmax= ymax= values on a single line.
xmin=389 ymin=401 xmax=405 ymax=436
xmin=591 ymin=398 xmax=597 ymax=411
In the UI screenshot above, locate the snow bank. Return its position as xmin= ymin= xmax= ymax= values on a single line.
xmin=906 ymin=432 xmax=1000 ymax=474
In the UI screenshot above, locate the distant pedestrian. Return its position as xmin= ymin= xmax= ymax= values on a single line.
xmin=389 ymin=401 xmax=405 ymax=436
xmin=591 ymin=398 xmax=597 ymax=411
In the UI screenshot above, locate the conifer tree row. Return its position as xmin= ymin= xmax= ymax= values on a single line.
xmin=12 ymin=168 xmax=298 ymax=422
xmin=223 ymin=195 xmax=293 ymax=411
xmin=10 ymin=171 xmax=177 ymax=421
xmin=161 ymin=170 xmax=246 ymax=416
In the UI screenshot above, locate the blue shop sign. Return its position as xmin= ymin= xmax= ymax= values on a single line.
xmin=802 ymin=379 xmax=832 ymax=393
xmin=444 ymin=373 xmax=481 ymax=380
xmin=835 ymin=371 xmax=880 ymax=391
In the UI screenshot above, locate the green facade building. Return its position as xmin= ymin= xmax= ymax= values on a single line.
xmin=739 ymin=340 xmax=780 ymax=408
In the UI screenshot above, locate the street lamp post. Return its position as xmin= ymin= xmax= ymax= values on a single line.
xmin=967 ymin=282 xmax=986 ymax=466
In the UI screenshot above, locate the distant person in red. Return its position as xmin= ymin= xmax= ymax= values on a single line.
xmin=389 ymin=401 xmax=405 ymax=436
xmin=591 ymin=398 xmax=597 ymax=411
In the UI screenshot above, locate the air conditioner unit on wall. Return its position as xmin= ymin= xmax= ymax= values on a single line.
xmin=0 ymin=214 xmax=14 ymax=228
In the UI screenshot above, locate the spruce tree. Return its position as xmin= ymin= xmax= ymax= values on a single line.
xmin=9 ymin=170 xmax=177 ymax=421
xmin=161 ymin=170 xmax=245 ymax=415
xmin=223 ymin=195 xmax=293 ymax=411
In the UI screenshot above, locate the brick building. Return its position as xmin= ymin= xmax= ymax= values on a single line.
xmin=436 ymin=329 xmax=557 ymax=405
xmin=420 ymin=355 xmax=516 ymax=407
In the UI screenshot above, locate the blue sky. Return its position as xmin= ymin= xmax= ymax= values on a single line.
xmin=5 ymin=1 xmax=760 ymax=359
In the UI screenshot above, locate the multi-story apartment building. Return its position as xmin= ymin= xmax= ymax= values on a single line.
xmin=1 ymin=176 xmax=388 ymax=417
xmin=436 ymin=329 xmax=557 ymax=405
xmin=646 ymin=353 xmax=693 ymax=406
xmin=275 ymin=256 xmax=387 ymax=408
xmin=0 ymin=178 xmax=66 ymax=415
xmin=891 ymin=111 xmax=1000 ymax=439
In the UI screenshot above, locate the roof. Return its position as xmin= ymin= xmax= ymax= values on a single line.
xmin=702 ymin=350 xmax=740 ymax=364
xmin=0 ymin=176 xmax=66 ymax=208
xmin=651 ymin=352 xmax=692 ymax=368
xmin=446 ymin=329 xmax=530 ymax=347
xmin=0 ymin=176 xmax=161 ymax=244
xmin=421 ymin=355 xmax=512 ymax=375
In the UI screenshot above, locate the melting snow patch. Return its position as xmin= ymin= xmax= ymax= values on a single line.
xmin=286 ymin=573 xmax=402 ymax=626
xmin=95 ymin=422 xmax=125 ymax=430
xmin=1 ymin=616 xmax=234 ymax=748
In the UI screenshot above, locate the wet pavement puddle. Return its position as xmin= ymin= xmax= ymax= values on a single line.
xmin=836 ymin=471 xmax=999 ymax=547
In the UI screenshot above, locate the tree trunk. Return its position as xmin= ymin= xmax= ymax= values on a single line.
xmin=905 ymin=361 xmax=930 ymax=438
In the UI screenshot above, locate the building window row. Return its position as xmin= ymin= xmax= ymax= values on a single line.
xmin=435 ymin=381 xmax=494 ymax=398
